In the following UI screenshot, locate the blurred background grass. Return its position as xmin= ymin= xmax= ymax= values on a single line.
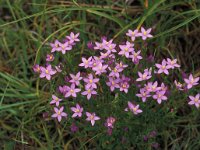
xmin=0 ymin=0 xmax=200 ymax=149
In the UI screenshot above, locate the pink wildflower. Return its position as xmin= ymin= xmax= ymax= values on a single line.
xmin=65 ymin=84 xmax=81 ymax=98
xmin=155 ymin=59 xmax=171 ymax=75
xmin=184 ymin=74 xmax=199 ymax=89
xmin=130 ymin=50 xmax=143 ymax=64
xmin=50 ymin=95 xmax=62 ymax=106
xmin=46 ymin=54 xmax=54 ymax=62
xmin=174 ymin=80 xmax=184 ymax=91
xmin=153 ymin=90 xmax=168 ymax=104
xmin=50 ymin=40 xmax=61 ymax=53
xmin=126 ymin=29 xmax=140 ymax=41
xmin=79 ymin=57 xmax=92 ymax=68
xmin=66 ymin=32 xmax=80 ymax=43
xmin=188 ymin=94 xmax=200 ymax=108
xmin=58 ymin=42 xmax=72 ymax=54
xmin=51 ymin=106 xmax=67 ymax=122
xmin=83 ymin=74 xmax=99 ymax=89
xmin=127 ymin=101 xmax=143 ymax=115
xmin=86 ymin=112 xmax=100 ymax=126
xmin=81 ymin=87 xmax=97 ymax=100
xmin=136 ymin=89 xmax=151 ymax=102
xmin=106 ymin=77 xmax=120 ymax=91
xmin=166 ymin=58 xmax=180 ymax=69
xmin=69 ymin=72 xmax=82 ymax=86
xmin=71 ymin=104 xmax=83 ymax=118
xmin=33 ymin=64 xmax=41 ymax=73
xmin=93 ymin=63 xmax=108 ymax=75
xmin=139 ymin=27 xmax=153 ymax=40
xmin=40 ymin=65 xmax=56 ymax=80
xmin=105 ymin=117 xmax=116 ymax=128
xmin=118 ymin=41 xmax=134 ymax=58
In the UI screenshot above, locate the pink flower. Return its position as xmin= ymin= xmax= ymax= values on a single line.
xmin=50 ymin=95 xmax=62 ymax=106
xmin=136 ymin=69 xmax=152 ymax=82
xmin=104 ymin=42 xmax=117 ymax=53
xmin=118 ymin=41 xmax=134 ymax=58
xmin=138 ymin=27 xmax=153 ymax=40
xmin=58 ymin=42 xmax=72 ymax=54
xmin=71 ymin=104 xmax=83 ymax=118
xmin=33 ymin=64 xmax=41 ymax=73
xmin=93 ymin=63 xmax=108 ymax=75
xmin=153 ymin=90 xmax=167 ymax=104
xmin=130 ymin=50 xmax=143 ymax=64
xmin=105 ymin=117 xmax=116 ymax=128
xmin=126 ymin=29 xmax=140 ymax=41
xmin=40 ymin=65 xmax=56 ymax=80
xmin=65 ymin=84 xmax=81 ymax=98
xmin=79 ymin=57 xmax=92 ymax=68
xmin=94 ymin=42 xmax=104 ymax=50
xmin=81 ymin=87 xmax=97 ymax=100
xmin=46 ymin=54 xmax=54 ymax=62
xmin=83 ymin=74 xmax=99 ymax=89
xmin=86 ymin=112 xmax=100 ymax=126
xmin=69 ymin=72 xmax=82 ymax=86
xmin=184 ymin=74 xmax=199 ymax=89
xmin=174 ymin=80 xmax=184 ymax=91
xmin=136 ymin=89 xmax=151 ymax=102
xmin=166 ymin=58 xmax=180 ymax=69
xmin=59 ymin=85 xmax=68 ymax=95
xmin=127 ymin=101 xmax=143 ymax=115
xmin=50 ymin=40 xmax=61 ymax=53
xmin=106 ymin=77 xmax=120 ymax=91
xmin=109 ymin=66 xmax=123 ymax=78
xmin=155 ymin=59 xmax=171 ymax=75
xmin=144 ymin=81 xmax=160 ymax=92
xmin=51 ymin=106 xmax=67 ymax=122
xmin=66 ymin=32 xmax=80 ymax=43
xmin=188 ymin=94 xmax=200 ymax=108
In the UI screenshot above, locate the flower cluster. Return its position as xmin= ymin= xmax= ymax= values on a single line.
xmin=33 ymin=27 xmax=199 ymax=134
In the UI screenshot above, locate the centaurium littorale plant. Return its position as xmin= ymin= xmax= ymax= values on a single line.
xmin=33 ymin=27 xmax=199 ymax=136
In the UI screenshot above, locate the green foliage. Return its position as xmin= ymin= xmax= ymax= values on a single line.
xmin=0 ymin=0 xmax=200 ymax=149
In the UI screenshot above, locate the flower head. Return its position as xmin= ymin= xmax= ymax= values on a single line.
xmin=50 ymin=40 xmax=61 ymax=53
xmin=153 ymin=90 xmax=167 ymax=104
xmin=127 ymin=101 xmax=143 ymax=115
xmin=51 ymin=106 xmax=67 ymax=122
xmin=83 ymin=74 xmax=99 ymax=89
xmin=155 ymin=59 xmax=171 ymax=75
xmin=50 ymin=95 xmax=62 ymax=106
xmin=71 ymin=104 xmax=83 ymax=118
xmin=69 ymin=72 xmax=82 ymax=86
xmin=65 ymin=84 xmax=81 ymax=98
xmin=105 ymin=117 xmax=116 ymax=128
xmin=139 ymin=27 xmax=153 ymax=40
xmin=118 ymin=41 xmax=134 ymax=58
xmin=126 ymin=29 xmax=140 ymax=41
xmin=184 ymin=74 xmax=199 ymax=89
xmin=46 ymin=54 xmax=54 ymax=62
xmin=40 ymin=65 xmax=56 ymax=80
xmin=33 ymin=64 xmax=41 ymax=73
xmin=86 ymin=112 xmax=100 ymax=126
xmin=188 ymin=94 xmax=200 ymax=108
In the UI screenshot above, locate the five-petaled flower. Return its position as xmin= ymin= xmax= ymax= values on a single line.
xmin=86 ymin=112 xmax=100 ymax=126
xmin=50 ymin=95 xmax=62 ymax=106
xmin=71 ymin=104 xmax=83 ymax=118
xmin=51 ymin=106 xmax=67 ymax=122
xmin=184 ymin=74 xmax=199 ymax=89
xmin=127 ymin=101 xmax=143 ymax=115
xmin=40 ymin=65 xmax=56 ymax=80
xmin=65 ymin=84 xmax=81 ymax=98
xmin=188 ymin=94 xmax=200 ymax=108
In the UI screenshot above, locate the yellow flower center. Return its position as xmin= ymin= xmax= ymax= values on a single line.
xmin=194 ymin=98 xmax=199 ymax=102
xmin=122 ymin=84 xmax=126 ymax=88
xmin=114 ymin=68 xmax=117 ymax=72
xmin=162 ymin=66 xmax=166 ymax=69
xmin=144 ymin=31 xmax=147 ymax=35
xmin=88 ymin=89 xmax=91 ymax=93
xmin=70 ymin=89 xmax=74 ymax=93
xmin=57 ymin=111 xmax=61 ymax=115
xmin=89 ymin=79 xmax=93 ymax=83
xmin=45 ymin=70 xmax=49 ymax=74
xmin=90 ymin=115 xmax=94 ymax=120
xmin=125 ymin=48 xmax=128 ymax=52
